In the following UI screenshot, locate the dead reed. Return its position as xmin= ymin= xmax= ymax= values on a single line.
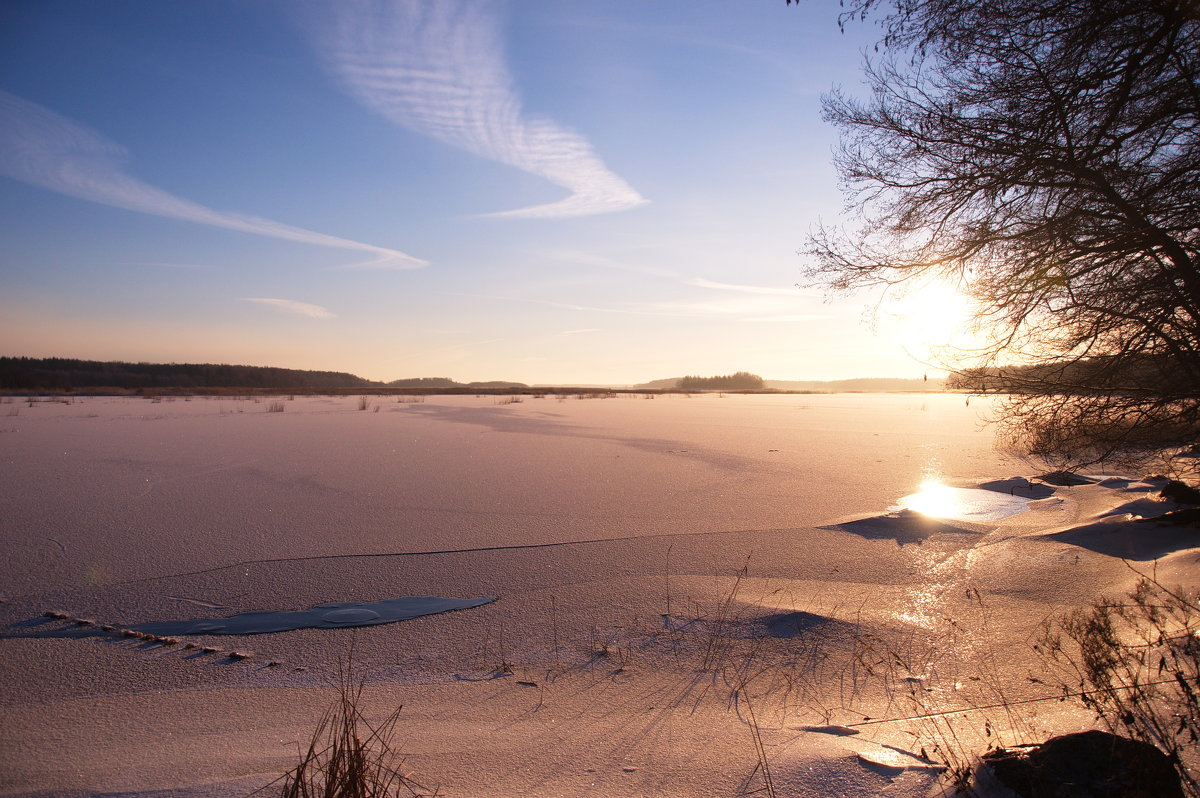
xmin=1040 ymin=573 xmax=1200 ymax=796
xmin=260 ymin=666 xmax=438 ymax=798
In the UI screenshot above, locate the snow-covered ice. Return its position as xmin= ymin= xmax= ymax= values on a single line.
xmin=1 ymin=393 xmax=1195 ymax=797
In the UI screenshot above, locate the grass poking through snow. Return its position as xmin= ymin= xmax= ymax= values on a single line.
xmin=259 ymin=665 xmax=439 ymax=798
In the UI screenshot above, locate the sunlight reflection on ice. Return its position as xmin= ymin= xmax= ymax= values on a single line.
xmin=897 ymin=481 xmax=1033 ymax=522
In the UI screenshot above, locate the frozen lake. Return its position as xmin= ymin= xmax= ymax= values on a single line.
xmin=1 ymin=392 xmax=1018 ymax=594
xmin=8 ymin=392 xmax=1183 ymax=798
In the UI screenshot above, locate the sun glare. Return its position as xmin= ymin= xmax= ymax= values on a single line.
xmin=883 ymin=276 xmax=978 ymax=359
xmin=897 ymin=480 xmax=1035 ymax=522
xmin=900 ymin=480 xmax=963 ymax=518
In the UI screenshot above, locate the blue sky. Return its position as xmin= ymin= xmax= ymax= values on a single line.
xmin=0 ymin=0 xmax=947 ymax=385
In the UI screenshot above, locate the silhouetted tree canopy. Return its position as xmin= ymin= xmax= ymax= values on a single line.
xmin=678 ymin=371 xmax=766 ymax=390
xmin=803 ymin=0 xmax=1200 ymax=472
xmin=0 ymin=357 xmax=378 ymax=391
xmin=387 ymin=377 xmax=460 ymax=388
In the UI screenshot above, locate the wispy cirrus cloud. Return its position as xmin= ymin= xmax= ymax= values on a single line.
xmin=532 ymin=249 xmax=681 ymax=279
xmin=135 ymin=262 xmax=214 ymax=270
xmin=531 ymin=250 xmax=818 ymax=297
xmin=686 ymin=277 xmax=811 ymax=296
xmin=240 ymin=297 xmax=335 ymax=319
xmin=631 ymin=294 xmax=821 ymax=318
xmin=0 ymin=91 xmax=426 ymax=269
xmin=503 ymin=296 xmax=637 ymax=315
xmin=458 ymin=290 xmax=826 ymax=322
xmin=742 ymin=314 xmax=833 ymax=323
xmin=309 ymin=0 xmax=648 ymax=219
xmin=432 ymin=337 xmax=505 ymax=354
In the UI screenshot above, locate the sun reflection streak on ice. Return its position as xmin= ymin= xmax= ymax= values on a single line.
xmin=903 ymin=481 xmax=962 ymax=519
xmin=896 ymin=480 xmax=1034 ymax=523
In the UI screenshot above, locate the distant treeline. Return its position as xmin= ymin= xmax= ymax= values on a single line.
xmin=387 ymin=377 xmax=459 ymax=388
xmin=677 ymin=371 xmax=766 ymax=390
xmin=0 ymin=357 xmax=378 ymax=391
xmin=634 ymin=375 xmax=944 ymax=392
xmin=945 ymin=356 xmax=1180 ymax=395
xmin=388 ymin=377 xmax=529 ymax=389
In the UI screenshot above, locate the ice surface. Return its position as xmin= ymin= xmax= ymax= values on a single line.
xmin=798 ymin=724 xmax=861 ymax=736
xmin=1 ymin=394 xmax=1195 ymax=798
xmin=128 ymin=596 xmax=497 ymax=635
xmin=857 ymin=747 xmax=944 ymax=773
xmin=896 ymin=483 xmax=1033 ymax=522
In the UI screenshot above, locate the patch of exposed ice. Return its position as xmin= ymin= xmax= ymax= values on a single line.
xmin=977 ymin=477 xmax=1056 ymax=499
xmin=896 ymin=483 xmax=1033 ymax=522
xmin=856 ymin=746 xmax=944 ymax=773
xmin=128 ymin=595 xmax=497 ymax=636
xmin=797 ymin=724 xmax=861 ymax=736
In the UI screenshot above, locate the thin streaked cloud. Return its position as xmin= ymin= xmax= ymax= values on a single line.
xmin=742 ymin=314 xmax=832 ymax=323
xmin=135 ymin=262 xmax=214 ymax=270
xmin=561 ymin=16 xmax=838 ymax=95
xmin=309 ymin=0 xmax=648 ymax=219
xmin=687 ymin=277 xmax=810 ymax=296
xmin=240 ymin=298 xmax=335 ymax=319
xmin=472 ymin=292 xmax=819 ymax=322
xmin=0 ymin=91 xmax=426 ymax=269
xmin=433 ymin=337 xmax=505 ymax=352
xmin=631 ymin=293 xmax=820 ymax=319
xmin=561 ymin=328 xmax=601 ymax=335
xmin=532 ymin=251 xmax=813 ymax=298
xmin=504 ymin=296 xmax=637 ymax=315
xmin=534 ymin=250 xmax=680 ymax=280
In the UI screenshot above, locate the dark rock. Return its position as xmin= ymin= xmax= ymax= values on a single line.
xmin=1136 ymin=506 xmax=1200 ymax=527
xmin=1160 ymin=480 xmax=1200 ymax=505
xmin=978 ymin=730 xmax=1183 ymax=798
xmin=762 ymin=611 xmax=830 ymax=638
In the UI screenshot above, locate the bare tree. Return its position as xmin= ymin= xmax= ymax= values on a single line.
xmin=800 ymin=0 xmax=1200 ymax=473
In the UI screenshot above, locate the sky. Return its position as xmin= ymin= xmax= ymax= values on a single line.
xmin=0 ymin=0 xmax=961 ymax=385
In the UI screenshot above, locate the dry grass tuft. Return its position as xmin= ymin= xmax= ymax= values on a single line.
xmin=1040 ymin=574 xmax=1200 ymax=796
xmin=260 ymin=668 xmax=439 ymax=798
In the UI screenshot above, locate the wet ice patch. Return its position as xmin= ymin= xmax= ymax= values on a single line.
xmin=857 ymin=746 xmax=944 ymax=773
xmin=977 ymin=477 xmax=1056 ymax=499
xmin=129 ymin=595 xmax=497 ymax=636
xmin=321 ymin=607 xmax=383 ymax=624
xmin=797 ymin=724 xmax=861 ymax=736
xmin=896 ymin=483 xmax=1033 ymax=522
